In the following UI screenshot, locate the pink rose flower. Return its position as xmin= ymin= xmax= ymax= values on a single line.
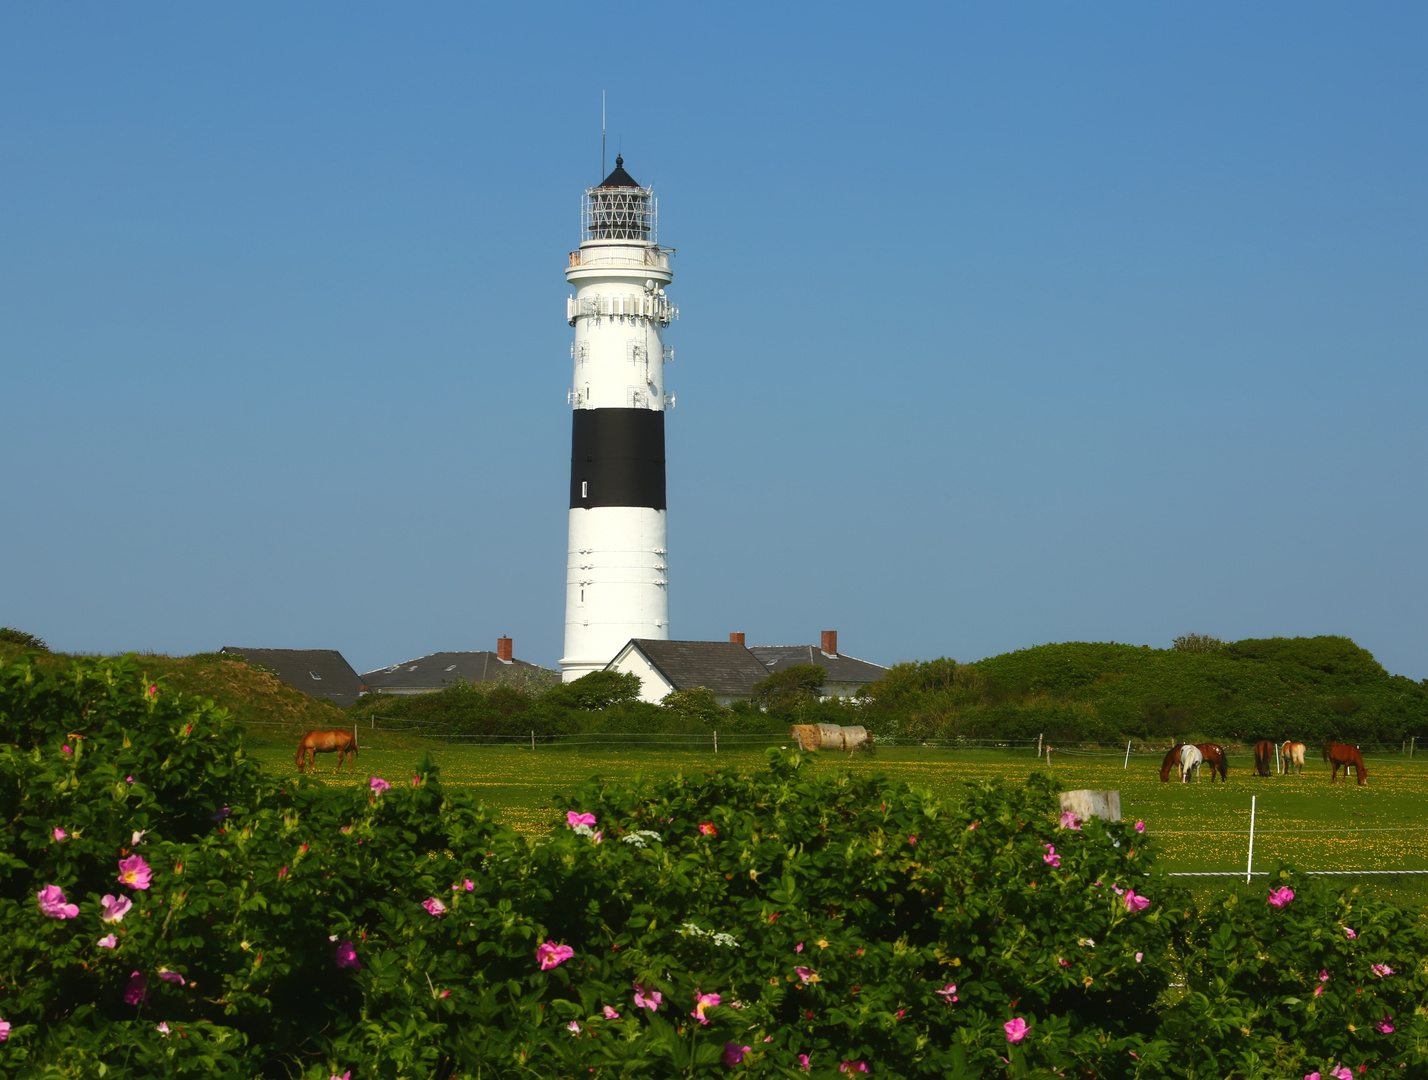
xmin=1124 ymin=889 xmax=1151 ymax=913
xmin=1004 ymin=1017 xmax=1029 ymax=1043
xmin=369 ymin=776 xmax=390 ymax=793
xmin=117 ymin=855 xmax=152 ymax=890
xmin=567 ymin=1020 xmax=581 ymax=1033
xmin=52 ymin=827 xmax=67 ymax=842
xmin=723 ymin=1042 xmax=752 ymax=1066
xmin=691 ymin=991 xmax=721 ymax=1025
xmin=157 ymin=969 xmax=184 ymax=985
xmin=37 ymin=884 xmax=79 ymax=919
xmin=1135 ymin=952 xmax=1143 ymax=963
xmin=463 ymin=878 xmax=475 ymax=891
xmin=603 ymin=1005 xmax=620 ymax=1019
xmin=537 ymin=942 xmax=574 ymax=970
xmin=100 ymin=894 xmax=133 ymax=924
xmin=335 ymin=941 xmax=361 ymax=970
xmin=1375 ymin=1013 xmax=1394 ymax=1034
xmin=795 ymin=966 xmax=815 ymax=984
xmin=566 ymin=811 xmax=597 ymax=828
xmin=1371 ymin=963 xmax=1393 ymax=977
xmin=0 ymin=1019 xmax=10 ymax=1042
xmin=123 ymin=970 xmax=148 ymax=1005
xmin=633 ymin=982 xmax=662 ymax=1011
xmin=331 ymin=1073 xmax=350 ymax=1080
xmin=1059 ymin=811 xmax=1081 ymax=830
xmin=1267 ymin=887 xmax=1294 ymax=908
xmin=1319 ymin=969 xmax=1330 ymax=982
xmin=1331 ymin=1069 xmax=1353 ymax=1080
xmin=1042 ymin=844 xmax=1060 ymax=868
xmin=795 ymin=942 xmax=804 ymax=953
xmin=840 ymin=1062 xmax=869 ymax=1074
xmin=1344 ymin=927 xmax=1357 ymax=939
xmin=422 ymin=897 xmax=446 ymax=917
xmin=439 ymin=989 xmax=450 ymax=998
xmin=37 ymin=885 xmax=78 ymax=920
xmin=98 ymin=934 xmax=118 ymax=948
xmin=1134 ymin=821 xmax=1146 ymax=833
xmin=968 ymin=822 xmax=979 ymax=830
xmin=799 ymin=1054 xmax=811 ymax=1071
xmin=908 ymin=834 xmax=917 ymax=845
xmin=62 ymin=745 xmax=72 ymax=755
xmin=936 ymin=983 xmax=958 ymax=1003
xmin=157 ymin=1021 xmax=171 ymax=1036
xmin=699 ymin=822 xmax=718 ymax=836
xmin=410 ymin=774 xmax=422 ymax=787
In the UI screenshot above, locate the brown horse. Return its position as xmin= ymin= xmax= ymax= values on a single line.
xmin=1195 ymin=742 xmax=1229 ymax=782
xmin=1253 ymin=740 xmax=1275 ymax=777
xmin=296 ymin=729 xmax=359 ymax=774
xmin=1323 ymin=742 xmax=1367 ymax=786
xmin=1158 ymin=743 xmax=1187 ymax=782
xmin=1280 ymin=741 xmax=1306 ymax=775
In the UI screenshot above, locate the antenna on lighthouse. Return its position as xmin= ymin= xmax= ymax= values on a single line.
xmin=601 ymin=91 xmax=606 ymax=180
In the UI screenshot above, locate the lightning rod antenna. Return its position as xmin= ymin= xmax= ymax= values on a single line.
xmin=601 ymin=91 xmax=606 ymax=180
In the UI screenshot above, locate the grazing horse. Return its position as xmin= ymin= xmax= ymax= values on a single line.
xmin=1280 ymin=741 xmax=1306 ymax=775
xmin=1323 ymin=742 xmax=1368 ymax=786
xmin=1159 ymin=743 xmax=1187 ymax=782
xmin=1195 ymin=742 xmax=1229 ymax=782
xmin=1253 ymin=740 xmax=1275 ymax=777
xmin=1177 ymin=743 xmax=1204 ymax=783
xmin=296 ymin=729 xmax=359 ymax=774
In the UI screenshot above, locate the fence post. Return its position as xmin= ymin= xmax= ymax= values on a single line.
xmin=714 ymin=731 xmax=718 ymax=754
xmin=1413 ymin=737 xmax=1417 ymax=758
xmin=1246 ymin=795 xmax=1257 ymax=883
xmin=1123 ymin=740 xmax=1131 ymax=769
xmin=1037 ymin=733 xmax=1043 ymax=757
xmin=530 ymin=730 xmax=535 ymax=751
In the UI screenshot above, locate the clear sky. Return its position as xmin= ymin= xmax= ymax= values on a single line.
xmin=2 ymin=3 xmax=1425 ymax=679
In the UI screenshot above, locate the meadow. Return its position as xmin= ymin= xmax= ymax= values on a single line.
xmin=248 ymin=733 xmax=1428 ymax=905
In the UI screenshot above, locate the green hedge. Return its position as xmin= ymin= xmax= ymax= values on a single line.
xmin=2 ymin=656 xmax=1425 ymax=1078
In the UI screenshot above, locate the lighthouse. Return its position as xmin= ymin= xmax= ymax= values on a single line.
xmin=559 ymin=156 xmax=677 ymax=681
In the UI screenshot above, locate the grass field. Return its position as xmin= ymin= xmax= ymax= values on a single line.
xmin=248 ymin=733 xmax=1428 ymax=907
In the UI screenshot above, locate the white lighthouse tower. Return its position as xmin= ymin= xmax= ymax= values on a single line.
xmin=559 ymin=156 xmax=677 ymax=681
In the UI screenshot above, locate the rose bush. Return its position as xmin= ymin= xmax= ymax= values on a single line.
xmin=2 ymin=655 xmax=1427 ymax=1078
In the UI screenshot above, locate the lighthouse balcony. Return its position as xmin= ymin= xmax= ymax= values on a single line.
xmin=568 ymin=246 xmax=671 ymax=270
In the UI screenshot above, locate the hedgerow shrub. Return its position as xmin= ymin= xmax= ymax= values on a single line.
xmin=2 ymin=655 xmax=1426 ymax=1078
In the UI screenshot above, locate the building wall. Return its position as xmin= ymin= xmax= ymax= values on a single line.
xmin=607 ymin=647 xmax=675 ymax=704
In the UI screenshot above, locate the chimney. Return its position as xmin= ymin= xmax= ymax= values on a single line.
xmin=820 ymin=630 xmax=838 ymax=657
xmin=729 ymin=632 xmax=745 ymax=645
xmin=497 ymin=636 xmax=513 ymax=662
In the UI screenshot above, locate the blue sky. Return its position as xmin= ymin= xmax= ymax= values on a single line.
xmin=2 ymin=3 xmax=1425 ymax=678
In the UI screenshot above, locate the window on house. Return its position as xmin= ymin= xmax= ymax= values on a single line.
xmin=309 ymin=671 xmax=322 ymax=681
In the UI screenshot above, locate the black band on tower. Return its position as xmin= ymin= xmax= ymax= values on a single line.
xmin=570 ymin=408 xmax=666 ymax=510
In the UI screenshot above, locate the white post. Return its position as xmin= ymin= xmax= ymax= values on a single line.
xmin=1275 ymin=742 xmax=1281 ymax=775
xmin=1245 ymin=795 xmax=1257 ymax=883
xmin=530 ymin=730 xmax=535 ymax=751
xmin=714 ymin=730 xmax=718 ymax=754
xmin=1123 ymin=740 xmax=1132 ymax=769
xmin=1037 ymin=733 xmax=1043 ymax=757
xmin=1412 ymin=737 xmax=1417 ymax=759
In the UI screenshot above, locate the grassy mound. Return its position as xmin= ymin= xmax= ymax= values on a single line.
xmin=863 ymin=636 xmax=1428 ymax=745
xmin=0 ymin=642 xmax=345 ymax=737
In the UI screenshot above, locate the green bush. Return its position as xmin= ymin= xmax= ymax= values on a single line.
xmin=3 ymin=655 xmax=1427 ymax=1078
xmin=858 ymin=638 xmax=1428 ymax=746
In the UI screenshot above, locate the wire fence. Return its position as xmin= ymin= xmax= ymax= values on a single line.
xmin=240 ymin=721 xmax=1426 ymax=763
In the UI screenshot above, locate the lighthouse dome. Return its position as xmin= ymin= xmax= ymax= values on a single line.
xmin=585 ymin=155 xmax=654 ymax=241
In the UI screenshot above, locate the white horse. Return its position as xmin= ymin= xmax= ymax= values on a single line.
xmin=1280 ymin=741 xmax=1306 ymax=775
xmin=1178 ymin=743 xmax=1204 ymax=784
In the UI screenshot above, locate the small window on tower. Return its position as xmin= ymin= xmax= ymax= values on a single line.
xmin=580 ymin=588 xmax=585 ymax=603
xmin=581 ymin=480 xmax=588 ymax=498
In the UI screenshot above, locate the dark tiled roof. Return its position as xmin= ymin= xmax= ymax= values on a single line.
xmin=749 ymin=645 xmax=887 ymax=686
xmin=620 ymin=639 xmax=772 ymax=697
xmin=220 ymin=647 xmax=364 ymax=708
xmin=361 ymin=651 xmax=554 ymax=691
xmin=597 ymin=155 xmax=641 ymax=188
